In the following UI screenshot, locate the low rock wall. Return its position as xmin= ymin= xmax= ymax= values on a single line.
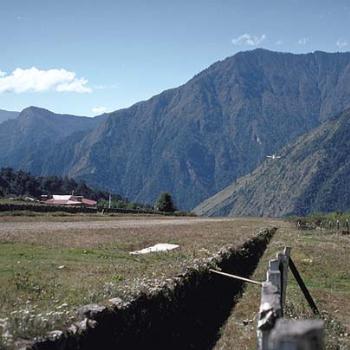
xmin=0 ymin=203 xmax=96 ymax=214
xmin=0 ymin=204 xmax=161 ymax=215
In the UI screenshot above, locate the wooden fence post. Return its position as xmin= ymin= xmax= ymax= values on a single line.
xmin=279 ymin=247 xmax=291 ymax=311
xmin=257 ymin=282 xmax=282 ymax=350
xmin=289 ymin=258 xmax=320 ymax=316
xmin=267 ymin=259 xmax=281 ymax=293
xmin=257 ymin=247 xmax=323 ymax=349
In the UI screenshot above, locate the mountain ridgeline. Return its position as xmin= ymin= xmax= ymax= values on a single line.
xmin=194 ymin=108 xmax=350 ymax=217
xmin=0 ymin=107 xmax=108 ymax=176
xmin=0 ymin=109 xmax=19 ymax=124
xmin=2 ymin=49 xmax=350 ymax=211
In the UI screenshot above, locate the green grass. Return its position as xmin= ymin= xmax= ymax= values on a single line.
xmin=0 ymin=238 xmax=193 ymax=346
xmin=0 ymin=215 xmax=280 ymax=347
xmin=0 ymin=241 xmax=187 ymax=311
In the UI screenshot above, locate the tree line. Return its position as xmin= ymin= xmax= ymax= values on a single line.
xmin=0 ymin=167 xmax=111 ymax=200
xmin=0 ymin=168 xmax=177 ymax=212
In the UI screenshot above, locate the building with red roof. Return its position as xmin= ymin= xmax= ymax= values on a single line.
xmin=42 ymin=195 xmax=97 ymax=207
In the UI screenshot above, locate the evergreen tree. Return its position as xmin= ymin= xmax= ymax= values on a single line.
xmin=155 ymin=192 xmax=176 ymax=212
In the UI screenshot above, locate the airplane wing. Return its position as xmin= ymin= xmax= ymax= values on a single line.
xmin=266 ymin=156 xmax=273 ymax=158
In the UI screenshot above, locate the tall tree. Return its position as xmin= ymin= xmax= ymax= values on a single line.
xmin=155 ymin=192 xmax=176 ymax=212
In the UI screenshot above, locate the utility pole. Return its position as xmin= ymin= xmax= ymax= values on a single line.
xmin=108 ymin=193 xmax=112 ymax=209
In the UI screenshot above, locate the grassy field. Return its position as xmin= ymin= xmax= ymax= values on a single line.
xmin=214 ymin=222 xmax=350 ymax=349
xmin=0 ymin=214 xmax=279 ymax=347
xmin=1 ymin=213 xmax=348 ymax=349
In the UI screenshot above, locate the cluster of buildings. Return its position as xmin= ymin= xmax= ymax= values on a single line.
xmin=41 ymin=194 xmax=97 ymax=207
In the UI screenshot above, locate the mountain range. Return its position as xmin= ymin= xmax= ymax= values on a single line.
xmin=0 ymin=107 xmax=108 ymax=178
xmin=194 ymin=108 xmax=350 ymax=217
xmin=2 ymin=49 xmax=350 ymax=212
xmin=0 ymin=109 xmax=19 ymax=124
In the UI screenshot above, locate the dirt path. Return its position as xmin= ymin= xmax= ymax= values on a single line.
xmin=0 ymin=217 xmax=236 ymax=234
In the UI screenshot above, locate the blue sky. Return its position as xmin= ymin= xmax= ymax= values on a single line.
xmin=1 ymin=0 xmax=349 ymax=116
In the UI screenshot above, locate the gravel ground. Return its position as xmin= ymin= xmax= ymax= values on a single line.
xmin=0 ymin=217 xmax=235 ymax=234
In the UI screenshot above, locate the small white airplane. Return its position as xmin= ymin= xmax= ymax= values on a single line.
xmin=266 ymin=154 xmax=282 ymax=160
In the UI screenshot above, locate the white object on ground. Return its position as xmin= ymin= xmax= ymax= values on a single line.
xmin=130 ymin=243 xmax=179 ymax=255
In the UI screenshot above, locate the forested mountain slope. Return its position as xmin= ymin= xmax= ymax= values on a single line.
xmin=194 ymin=108 xmax=350 ymax=217
xmin=65 ymin=49 xmax=350 ymax=209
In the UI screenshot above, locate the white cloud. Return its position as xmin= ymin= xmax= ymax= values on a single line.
xmin=0 ymin=67 xmax=92 ymax=94
xmin=232 ymin=33 xmax=266 ymax=46
xmin=275 ymin=40 xmax=283 ymax=46
xmin=56 ymin=78 xmax=91 ymax=93
xmin=336 ymin=39 xmax=348 ymax=49
xmin=92 ymin=106 xmax=109 ymax=115
xmin=297 ymin=37 xmax=310 ymax=45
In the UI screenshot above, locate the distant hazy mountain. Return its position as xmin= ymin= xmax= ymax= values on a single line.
xmin=0 ymin=106 xmax=108 ymax=175
xmin=0 ymin=109 xmax=19 ymax=124
xmin=194 ymin=108 xmax=350 ymax=217
xmin=2 ymin=49 xmax=350 ymax=210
